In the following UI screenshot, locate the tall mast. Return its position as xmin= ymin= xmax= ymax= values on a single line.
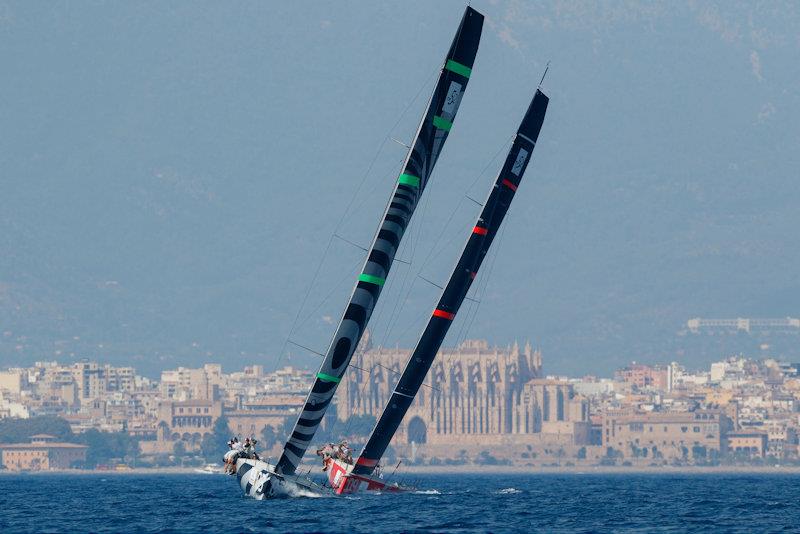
xmin=352 ymin=89 xmax=549 ymax=476
xmin=275 ymin=7 xmax=484 ymax=475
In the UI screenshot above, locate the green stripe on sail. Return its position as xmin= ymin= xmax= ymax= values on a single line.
xmin=433 ymin=115 xmax=452 ymax=131
xmin=358 ymin=273 xmax=385 ymax=286
xmin=445 ymin=59 xmax=471 ymax=78
xmin=316 ymin=372 xmax=341 ymax=383
xmin=398 ymin=173 xmax=420 ymax=187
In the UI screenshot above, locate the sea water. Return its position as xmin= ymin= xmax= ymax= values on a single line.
xmin=1 ymin=472 xmax=798 ymax=533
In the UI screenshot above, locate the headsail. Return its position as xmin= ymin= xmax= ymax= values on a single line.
xmin=351 ymin=89 xmax=549 ymax=476
xmin=275 ymin=7 xmax=484 ymax=475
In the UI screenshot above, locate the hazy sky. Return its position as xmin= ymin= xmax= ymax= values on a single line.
xmin=1 ymin=1 xmax=799 ymax=376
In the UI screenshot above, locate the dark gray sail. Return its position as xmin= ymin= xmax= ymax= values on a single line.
xmin=352 ymin=89 xmax=549 ymax=476
xmin=275 ymin=7 xmax=484 ymax=475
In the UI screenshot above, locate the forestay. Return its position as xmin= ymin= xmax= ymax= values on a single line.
xmin=352 ymin=89 xmax=549 ymax=476
xmin=275 ymin=7 xmax=484 ymax=475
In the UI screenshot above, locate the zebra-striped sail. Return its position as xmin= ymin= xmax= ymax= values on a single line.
xmin=351 ymin=89 xmax=549 ymax=476
xmin=275 ymin=7 xmax=484 ymax=475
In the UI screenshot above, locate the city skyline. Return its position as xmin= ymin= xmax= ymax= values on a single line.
xmin=3 ymin=336 xmax=799 ymax=472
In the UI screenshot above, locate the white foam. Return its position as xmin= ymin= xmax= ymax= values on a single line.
xmin=285 ymin=486 xmax=326 ymax=498
xmin=414 ymin=489 xmax=441 ymax=495
xmin=497 ymin=487 xmax=522 ymax=494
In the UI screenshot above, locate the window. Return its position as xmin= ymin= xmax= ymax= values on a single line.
xmin=693 ymin=426 xmax=700 ymax=432
xmin=681 ymin=426 xmax=688 ymax=433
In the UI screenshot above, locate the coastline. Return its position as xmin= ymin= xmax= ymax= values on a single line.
xmin=4 ymin=464 xmax=800 ymax=476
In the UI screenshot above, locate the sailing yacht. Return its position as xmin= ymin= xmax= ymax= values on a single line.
xmin=233 ymin=6 xmax=484 ymax=499
xmin=326 ymin=88 xmax=549 ymax=495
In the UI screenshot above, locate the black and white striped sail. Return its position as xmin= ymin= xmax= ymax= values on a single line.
xmin=352 ymin=89 xmax=549 ymax=476
xmin=275 ymin=7 xmax=484 ymax=475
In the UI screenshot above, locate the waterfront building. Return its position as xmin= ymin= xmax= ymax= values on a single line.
xmin=0 ymin=434 xmax=87 ymax=471
xmin=602 ymin=409 xmax=731 ymax=461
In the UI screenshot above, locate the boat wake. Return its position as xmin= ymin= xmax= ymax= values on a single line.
xmin=285 ymin=486 xmax=329 ymax=499
xmin=413 ymin=489 xmax=441 ymax=495
xmin=496 ymin=488 xmax=522 ymax=495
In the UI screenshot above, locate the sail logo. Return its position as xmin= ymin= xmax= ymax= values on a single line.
xmin=511 ymin=148 xmax=528 ymax=176
xmin=442 ymin=81 xmax=463 ymax=118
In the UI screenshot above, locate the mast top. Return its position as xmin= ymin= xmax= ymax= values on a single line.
xmin=538 ymin=61 xmax=551 ymax=89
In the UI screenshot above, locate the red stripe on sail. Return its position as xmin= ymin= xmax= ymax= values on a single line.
xmin=356 ymin=457 xmax=378 ymax=467
xmin=472 ymin=226 xmax=488 ymax=235
xmin=433 ymin=309 xmax=456 ymax=320
xmin=502 ymin=178 xmax=518 ymax=191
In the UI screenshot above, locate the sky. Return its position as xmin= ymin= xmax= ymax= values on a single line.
xmin=1 ymin=1 xmax=799 ymax=377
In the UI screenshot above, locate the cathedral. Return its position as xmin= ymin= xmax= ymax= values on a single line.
xmin=336 ymin=333 xmax=589 ymax=449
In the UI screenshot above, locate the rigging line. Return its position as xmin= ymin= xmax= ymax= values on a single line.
xmin=278 ymin=72 xmax=435 ymax=377
xmin=465 ymin=194 xmax=483 ymax=207
xmin=343 ymin=154 xmax=406 ymax=236
xmin=461 ymin=215 xmax=510 ymax=348
xmin=379 ymin=160 xmax=441 ymax=354
xmin=294 ymin=256 xmax=363 ymax=338
xmin=343 ymin=355 xmax=378 ymax=437
xmin=333 ymin=233 xmax=368 ymax=252
xmin=334 ymin=69 xmax=437 ymax=236
xmin=451 ymin=237 xmax=493 ymax=350
xmin=287 ymin=340 xmax=325 ymax=358
xmin=418 ymin=274 xmax=444 ymax=290
xmin=386 ymin=304 xmax=428 ymax=353
xmin=374 ymin=202 xmax=420 ymax=356
xmin=270 ymin=233 xmax=336 ymax=374
xmin=366 ymin=207 xmax=413 ymax=353
xmin=443 ymin=211 xmax=505 ymax=371
xmin=417 ymin=135 xmax=514 ymax=275
xmin=280 ymin=69 xmax=437 ymax=379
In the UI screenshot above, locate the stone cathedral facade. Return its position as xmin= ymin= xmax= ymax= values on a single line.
xmin=336 ymin=333 xmax=588 ymax=449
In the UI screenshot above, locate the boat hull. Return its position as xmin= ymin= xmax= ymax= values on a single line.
xmin=235 ymin=459 xmax=327 ymax=499
xmin=326 ymin=459 xmax=409 ymax=495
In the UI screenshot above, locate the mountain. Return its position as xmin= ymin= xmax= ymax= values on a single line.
xmin=1 ymin=1 xmax=798 ymax=376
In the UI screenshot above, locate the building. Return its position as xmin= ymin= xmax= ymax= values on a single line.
xmin=727 ymin=432 xmax=768 ymax=458
xmin=226 ymin=394 xmax=305 ymax=439
xmin=338 ymin=338 xmax=542 ymax=445
xmin=156 ymin=399 xmax=223 ymax=443
xmin=523 ymin=379 xmax=591 ymax=443
xmin=615 ymin=363 xmax=669 ymax=391
xmin=0 ymin=370 xmax=25 ymax=395
xmin=0 ymin=434 xmax=88 ymax=471
xmin=160 ymin=365 xmax=221 ymax=401
xmin=602 ymin=410 xmax=731 ymax=461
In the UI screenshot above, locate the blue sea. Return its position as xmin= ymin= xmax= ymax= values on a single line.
xmin=1 ymin=472 xmax=798 ymax=533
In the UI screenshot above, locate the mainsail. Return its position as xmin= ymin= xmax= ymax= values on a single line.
xmin=275 ymin=7 xmax=484 ymax=475
xmin=351 ymin=89 xmax=549 ymax=476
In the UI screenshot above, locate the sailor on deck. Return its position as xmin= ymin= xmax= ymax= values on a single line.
xmin=223 ymin=437 xmax=242 ymax=474
xmin=316 ymin=443 xmax=335 ymax=471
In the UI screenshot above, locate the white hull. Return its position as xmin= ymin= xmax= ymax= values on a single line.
xmin=235 ymin=459 xmax=327 ymax=499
